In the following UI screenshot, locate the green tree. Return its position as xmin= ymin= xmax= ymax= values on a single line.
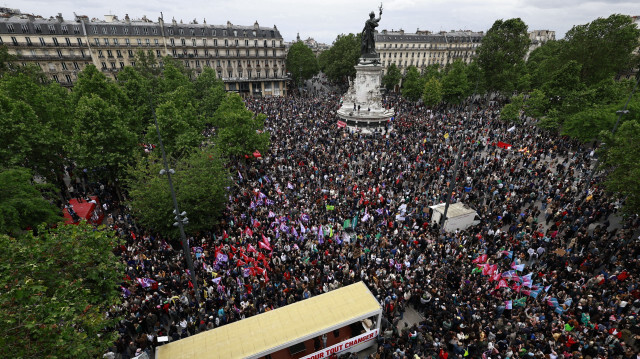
xmin=562 ymin=14 xmax=640 ymax=85
xmin=562 ymin=105 xmax=618 ymax=142
xmin=212 ymin=93 xmax=270 ymax=158
xmin=0 ymin=73 xmax=71 ymax=186
xmin=286 ymin=41 xmax=320 ymax=86
xmin=0 ymin=168 xmax=60 ymax=235
xmin=0 ymin=45 xmax=16 ymax=76
xmin=477 ymin=18 xmax=531 ymax=95
xmin=600 ymin=120 xmax=640 ymax=214
xmin=127 ymin=147 xmax=230 ymax=238
xmin=382 ymin=63 xmax=402 ymax=91
xmin=193 ymin=67 xmax=226 ymax=122
xmin=441 ymin=60 xmax=471 ymax=104
xmin=500 ymin=94 xmax=525 ymax=122
xmin=318 ymin=33 xmax=360 ymax=84
xmin=0 ymin=223 xmax=123 ymax=358
xmin=69 ymin=95 xmax=138 ymax=185
xmin=147 ymin=86 xmax=204 ymax=158
xmin=523 ymin=89 xmax=549 ymax=119
xmin=422 ymin=63 xmax=442 ymax=81
xmin=422 ymin=77 xmax=443 ymax=107
xmin=402 ymin=66 xmax=425 ymax=102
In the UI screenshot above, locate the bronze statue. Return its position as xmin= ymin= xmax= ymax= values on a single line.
xmin=361 ymin=3 xmax=383 ymax=58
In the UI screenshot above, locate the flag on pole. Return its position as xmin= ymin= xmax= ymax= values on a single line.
xmin=504 ymin=300 xmax=513 ymax=310
xmin=472 ymin=254 xmax=488 ymax=264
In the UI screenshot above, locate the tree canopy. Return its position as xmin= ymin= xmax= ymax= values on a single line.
xmin=476 ymin=18 xmax=530 ymax=95
xmin=0 ymin=168 xmax=60 ymax=235
xmin=0 ymin=223 xmax=123 ymax=358
xmin=382 ymin=63 xmax=402 ymax=91
xmin=286 ymin=41 xmax=320 ymax=85
xmin=318 ymin=33 xmax=360 ymax=84
xmin=127 ymin=147 xmax=231 ymax=238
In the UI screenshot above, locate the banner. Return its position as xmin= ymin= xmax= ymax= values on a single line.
xmin=299 ymin=329 xmax=379 ymax=359
xmin=337 ymin=120 xmax=347 ymax=128
xmin=497 ymin=141 xmax=512 ymax=150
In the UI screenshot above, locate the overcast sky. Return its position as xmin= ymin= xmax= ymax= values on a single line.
xmin=9 ymin=0 xmax=640 ymax=44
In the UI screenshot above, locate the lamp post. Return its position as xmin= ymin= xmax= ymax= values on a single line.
xmin=150 ymin=101 xmax=202 ymax=311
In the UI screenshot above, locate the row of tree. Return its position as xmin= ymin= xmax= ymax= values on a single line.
xmin=0 ymin=47 xmax=271 ymax=356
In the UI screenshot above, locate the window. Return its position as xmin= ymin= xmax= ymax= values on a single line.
xmin=196 ymin=60 xmax=200 ymax=68
xmin=153 ymin=28 xmax=158 ymax=35
xmin=254 ymin=40 xmax=258 ymax=47
xmin=111 ymin=62 xmax=116 ymax=69
xmin=272 ymin=40 xmax=275 ymax=47
xmin=6 ymin=24 xmax=15 ymax=33
xmin=120 ymin=62 xmax=125 ymax=68
xmin=214 ymin=39 xmax=218 ymax=46
xmin=34 ymin=24 xmax=41 ymax=33
xmin=81 ymin=49 xmax=86 ymax=58
xmin=77 ymin=38 xmax=83 ymax=46
xmin=101 ymin=62 xmax=107 ymax=69
xmin=137 ymin=39 xmax=142 ymax=46
xmin=26 ymin=37 xmax=32 ymax=45
xmin=146 ymin=39 xmax=151 ymax=46
xmin=113 ymin=38 xmax=119 ymax=46
xmin=107 ymin=50 xmax=113 ymax=58
xmin=224 ymin=39 xmax=228 ymax=47
xmin=61 ymin=62 xmax=68 ymax=70
xmin=92 ymin=26 xmax=98 ymax=34
xmin=124 ymin=27 xmax=129 ymax=35
xmin=223 ymin=30 xmax=227 ymax=36
xmin=143 ymin=27 xmax=149 ymax=35
xmin=192 ymin=39 xmax=196 ymax=47
xmin=73 ymin=26 xmax=80 ymax=34
xmin=11 ymin=36 xmax=18 ymax=46
xmin=104 ymin=38 xmax=109 ymax=46
xmin=181 ymin=39 xmax=186 ymax=46
xmin=156 ymin=50 xmax=161 ymax=57
xmin=98 ymin=50 xmax=104 ymax=58
xmin=179 ymin=28 xmax=184 ymax=35
xmin=235 ymin=39 xmax=239 ymax=46
xmin=102 ymin=27 xmax=107 ymax=35
xmin=61 ymin=25 xmax=68 ymax=34
xmin=170 ymin=38 xmax=175 ymax=46
xmin=125 ymin=38 xmax=130 ymax=46
xmin=134 ymin=27 xmax=140 ymax=35
xmin=204 ymin=49 xmax=209 ymax=56
xmin=263 ymin=40 xmax=267 ymax=47
xmin=94 ymin=38 xmax=100 ymax=46
xmin=21 ymin=24 xmax=29 ymax=33
xmin=73 ymin=62 xmax=79 ymax=70
xmin=131 ymin=61 xmax=136 ymax=67
xmin=52 ymin=74 xmax=59 ymax=82
xmin=65 ymin=74 xmax=72 ymax=83
xmin=39 ymin=37 xmax=45 ymax=46
xmin=128 ymin=50 xmax=134 ymax=57
xmin=65 ymin=37 xmax=71 ymax=46
xmin=203 ymin=39 xmax=207 ymax=47
xmin=53 ymin=38 xmax=59 ymax=46
xmin=154 ymin=39 xmax=159 ymax=46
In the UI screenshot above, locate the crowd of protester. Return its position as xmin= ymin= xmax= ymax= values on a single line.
xmin=100 ymin=85 xmax=640 ymax=359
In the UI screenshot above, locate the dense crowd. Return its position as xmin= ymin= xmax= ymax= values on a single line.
xmin=100 ymin=85 xmax=640 ymax=359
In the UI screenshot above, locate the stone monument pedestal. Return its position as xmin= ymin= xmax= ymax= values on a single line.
xmin=337 ymin=58 xmax=394 ymax=129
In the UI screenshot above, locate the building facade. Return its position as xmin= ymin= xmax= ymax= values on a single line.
xmin=526 ymin=30 xmax=556 ymax=60
xmin=0 ymin=8 xmax=288 ymax=96
xmin=375 ymin=29 xmax=484 ymax=75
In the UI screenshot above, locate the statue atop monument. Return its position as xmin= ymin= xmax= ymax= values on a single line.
xmin=361 ymin=3 xmax=383 ymax=59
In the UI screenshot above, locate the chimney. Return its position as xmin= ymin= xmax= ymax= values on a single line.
xmin=227 ymin=20 xmax=232 ymax=28
xmin=125 ymin=14 xmax=130 ymax=24
xmin=254 ymin=21 xmax=259 ymax=29
xmin=56 ymin=13 xmax=63 ymax=22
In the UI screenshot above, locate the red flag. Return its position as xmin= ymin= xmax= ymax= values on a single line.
xmin=497 ymin=141 xmax=512 ymax=150
xmin=236 ymin=260 xmax=246 ymax=267
xmin=259 ymin=241 xmax=272 ymax=251
xmin=253 ymin=150 xmax=262 ymax=158
xmin=222 ymin=230 xmax=229 ymax=240
xmin=261 ymin=234 xmax=270 ymax=244
xmin=472 ymin=254 xmax=488 ymax=264
xmin=337 ymin=120 xmax=347 ymax=128
xmin=247 ymin=244 xmax=257 ymax=253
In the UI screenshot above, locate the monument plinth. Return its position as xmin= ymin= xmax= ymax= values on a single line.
xmin=336 ymin=5 xmax=394 ymax=129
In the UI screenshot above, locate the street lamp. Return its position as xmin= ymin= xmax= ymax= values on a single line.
xmin=151 ymin=102 xmax=202 ymax=312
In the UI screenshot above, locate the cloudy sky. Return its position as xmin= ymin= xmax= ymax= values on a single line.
xmin=10 ymin=0 xmax=640 ymax=43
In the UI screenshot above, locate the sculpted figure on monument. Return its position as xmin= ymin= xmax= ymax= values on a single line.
xmin=361 ymin=4 xmax=383 ymax=58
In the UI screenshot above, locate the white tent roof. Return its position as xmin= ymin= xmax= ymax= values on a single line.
xmin=429 ymin=202 xmax=476 ymax=218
